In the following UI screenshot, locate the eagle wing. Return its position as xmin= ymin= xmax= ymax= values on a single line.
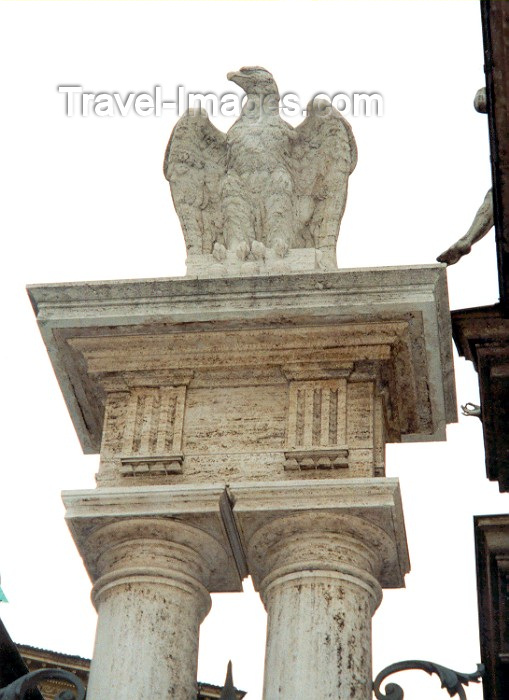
xmin=164 ymin=109 xmax=227 ymax=256
xmin=292 ymin=100 xmax=357 ymax=266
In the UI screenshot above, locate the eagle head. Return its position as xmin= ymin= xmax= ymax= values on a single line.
xmin=227 ymin=66 xmax=279 ymax=96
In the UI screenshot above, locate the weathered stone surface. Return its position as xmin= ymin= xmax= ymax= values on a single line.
xmin=63 ymin=484 xmax=243 ymax=592
xmin=163 ymin=67 xmax=357 ymax=276
xmin=28 ymin=266 xmax=456 ymax=490
xmin=229 ymin=477 xmax=408 ymax=699
xmin=437 ymin=189 xmax=493 ymax=265
xmin=436 ymin=90 xmax=494 ymax=267
xmin=261 ymin=532 xmax=379 ymax=700
xmin=29 ymin=264 xmax=455 ymax=699
xmin=63 ymin=486 xmax=245 ymax=700
xmin=63 ymin=478 xmax=408 ymax=700
xmin=452 ymin=304 xmax=509 ymax=490
xmin=86 ymin=521 xmax=210 ymax=700
xmin=229 ymin=477 xmax=409 ymax=590
xmin=474 ymin=514 xmax=509 ymax=700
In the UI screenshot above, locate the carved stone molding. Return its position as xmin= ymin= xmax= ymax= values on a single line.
xmin=286 ymin=379 xmax=348 ymax=450
xmin=119 ymin=455 xmax=184 ymax=477
xmin=62 ymin=484 xmax=244 ymax=593
xmin=229 ymin=477 xmax=409 ymax=591
xmin=283 ymin=373 xmax=388 ymax=474
xmin=283 ymin=448 xmax=349 ymax=471
xmin=452 ymin=305 xmax=509 ymax=491
xmin=474 ymin=514 xmax=509 ymax=700
xmin=119 ymin=385 xmax=187 ymax=477
xmin=28 ymin=268 xmax=456 ymax=484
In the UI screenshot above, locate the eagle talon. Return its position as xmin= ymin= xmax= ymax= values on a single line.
xmin=251 ymin=241 xmax=266 ymax=261
xmin=212 ymin=242 xmax=227 ymax=262
xmin=273 ymin=237 xmax=290 ymax=258
xmin=233 ymin=241 xmax=250 ymax=261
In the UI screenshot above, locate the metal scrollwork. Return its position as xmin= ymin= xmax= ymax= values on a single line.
xmin=373 ymin=660 xmax=484 ymax=699
xmin=0 ymin=669 xmax=86 ymax=700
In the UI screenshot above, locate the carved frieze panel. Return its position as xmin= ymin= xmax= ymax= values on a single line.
xmin=120 ymin=385 xmax=187 ymax=477
xmin=284 ymin=379 xmax=349 ymax=471
xmin=283 ymin=371 xmax=387 ymax=476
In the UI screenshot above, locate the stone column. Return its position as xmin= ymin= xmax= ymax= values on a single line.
xmin=231 ymin=479 xmax=409 ymax=700
xmin=81 ymin=519 xmax=214 ymax=700
xmin=256 ymin=516 xmax=383 ymax=699
xmin=63 ymin=485 xmax=242 ymax=700
xmin=63 ymin=486 xmax=243 ymax=700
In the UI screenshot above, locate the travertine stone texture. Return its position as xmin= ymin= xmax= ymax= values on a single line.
xmin=63 ymin=485 xmax=243 ymax=592
xmin=63 ymin=486 xmax=244 ymax=700
xmin=229 ymin=478 xmax=408 ymax=699
xmin=63 ymin=478 xmax=408 ymax=700
xmin=163 ymin=68 xmax=357 ymax=275
xmin=229 ymin=478 xmax=409 ymax=590
xmin=260 ymin=528 xmax=380 ymax=700
xmin=87 ymin=522 xmax=210 ymax=700
xmin=27 ymin=266 xmax=456 ymax=488
xmin=27 ymin=263 xmax=449 ymax=699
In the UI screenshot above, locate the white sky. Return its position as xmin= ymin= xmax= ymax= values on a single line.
xmin=1 ymin=1 xmax=508 ymax=698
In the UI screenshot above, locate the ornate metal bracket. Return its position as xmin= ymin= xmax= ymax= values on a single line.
xmin=373 ymin=660 xmax=484 ymax=699
xmin=0 ymin=669 xmax=86 ymax=700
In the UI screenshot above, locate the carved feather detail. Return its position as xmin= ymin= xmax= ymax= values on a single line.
xmin=164 ymin=69 xmax=357 ymax=272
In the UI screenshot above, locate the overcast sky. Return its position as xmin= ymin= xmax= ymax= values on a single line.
xmin=1 ymin=1 xmax=508 ymax=698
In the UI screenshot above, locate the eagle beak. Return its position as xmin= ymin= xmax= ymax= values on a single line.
xmin=227 ymin=70 xmax=246 ymax=88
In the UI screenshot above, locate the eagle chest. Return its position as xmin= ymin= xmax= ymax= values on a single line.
xmin=227 ymin=122 xmax=291 ymax=175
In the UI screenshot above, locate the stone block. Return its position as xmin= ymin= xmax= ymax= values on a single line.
xmin=28 ymin=266 xmax=456 ymax=487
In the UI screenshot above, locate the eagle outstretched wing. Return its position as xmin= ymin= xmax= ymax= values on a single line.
xmin=292 ymin=99 xmax=357 ymax=266
xmin=163 ymin=109 xmax=227 ymax=256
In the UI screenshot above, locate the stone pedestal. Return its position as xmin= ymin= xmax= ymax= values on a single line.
xmin=28 ymin=266 xmax=456 ymax=698
xmin=27 ymin=266 xmax=456 ymax=477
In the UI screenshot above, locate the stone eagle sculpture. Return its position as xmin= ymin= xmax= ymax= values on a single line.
xmin=164 ymin=67 xmax=357 ymax=275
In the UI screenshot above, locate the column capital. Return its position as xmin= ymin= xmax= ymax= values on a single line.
xmin=63 ymin=484 xmax=244 ymax=593
xmin=86 ymin=520 xmax=215 ymax=616
xmin=230 ymin=477 xmax=410 ymax=590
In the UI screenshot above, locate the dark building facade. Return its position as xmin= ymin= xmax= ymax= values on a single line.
xmin=450 ymin=4 xmax=509 ymax=700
